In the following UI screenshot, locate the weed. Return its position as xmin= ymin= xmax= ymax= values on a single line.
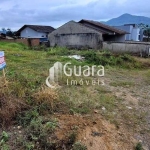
xmin=135 ymin=142 xmax=143 ymax=150
xmin=0 ymin=131 xmax=10 ymax=150
xmin=24 ymin=142 xmax=35 ymax=150
xmin=0 ymin=131 xmax=9 ymax=145
xmin=72 ymin=142 xmax=87 ymax=150
xmin=17 ymin=108 xmax=39 ymax=127
xmin=25 ymin=117 xmax=58 ymax=149
xmin=0 ymin=144 xmax=10 ymax=150
xmin=68 ymin=132 xmax=77 ymax=145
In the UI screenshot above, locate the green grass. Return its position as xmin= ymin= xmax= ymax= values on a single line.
xmin=0 ymin=42 xmax=148 ymax=118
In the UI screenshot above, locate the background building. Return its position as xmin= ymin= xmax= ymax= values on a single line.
xmin=17 ymin=25 xmax=55 ymax=42
xmin=114 ymin=24 xmax=143 ymax=41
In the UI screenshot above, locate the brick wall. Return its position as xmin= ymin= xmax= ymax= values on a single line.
xmin=28 ymin=39 xmax=40 ymax=46
xmin=0 ymin=38 xmax=40 ymax=46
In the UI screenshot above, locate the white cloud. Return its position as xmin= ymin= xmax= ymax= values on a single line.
xmin=0 ymin=0 xmax=150 ymax=30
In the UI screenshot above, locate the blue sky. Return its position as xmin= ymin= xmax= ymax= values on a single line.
xmin=0 ymin=0 xmax=150 ymax=30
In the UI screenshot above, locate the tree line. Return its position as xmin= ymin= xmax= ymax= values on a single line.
xmin=1 ymin=28 xmax=17 ymax=37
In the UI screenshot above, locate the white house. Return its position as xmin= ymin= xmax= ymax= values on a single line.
xmin=17 ymin=25 xmax=55 ymax=41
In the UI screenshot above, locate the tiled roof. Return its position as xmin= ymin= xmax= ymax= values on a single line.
xmin=79 ymin=19 xmax=127 ymax=34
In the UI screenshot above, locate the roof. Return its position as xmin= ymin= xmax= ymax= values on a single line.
xmin=49 ymin=21 xmax=103 ymax=35
xmin=79 ymin=19 xmax=127 ymax=35
xmin=17 ymin=25 xmax=55 ymax=34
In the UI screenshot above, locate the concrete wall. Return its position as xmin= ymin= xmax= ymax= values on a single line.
xmin=21 ymin=27 xmax=47 ymax=38
xmin=103 ymin=41 xmax=150 ymax=56
xmin=51 ymin=33 xmax=102 ymax=49
xmin=49 ymin=21 xmax=103 ymax=49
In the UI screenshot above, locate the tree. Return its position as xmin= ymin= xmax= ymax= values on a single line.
xmin=1 ymin=28 xmax=6 ymax=34
xmin=138 ymin=24 xmax=150 ymax=42
xmin=6 ymin=28 xmax=14 ymax=37
xmin=143 ymin=28 xmax=150 ymax=42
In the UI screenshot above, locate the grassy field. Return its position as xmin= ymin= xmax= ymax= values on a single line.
xmin=0 ymin=42 xmax=150 ymax=150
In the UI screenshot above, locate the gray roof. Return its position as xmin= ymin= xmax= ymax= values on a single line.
xmin=17 ymin=25 xmax=55 ymax=33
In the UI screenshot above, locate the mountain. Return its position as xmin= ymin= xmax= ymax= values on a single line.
xmin=105 ymin=13 xmax=150 ymax=26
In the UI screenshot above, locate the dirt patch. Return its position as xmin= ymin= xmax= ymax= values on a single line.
xmin=54 ymin=114 xmax=136 ymax=150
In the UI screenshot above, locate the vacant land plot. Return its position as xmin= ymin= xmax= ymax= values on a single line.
xmin=0 ymin=42 xmax=150 ymax=150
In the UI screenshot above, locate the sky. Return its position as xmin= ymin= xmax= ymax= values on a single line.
xmin=0 ymin=0 xmax=150 ymax=31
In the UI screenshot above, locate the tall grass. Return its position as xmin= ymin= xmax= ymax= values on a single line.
xmin=81 ymin=50 xmax=142 ymax=68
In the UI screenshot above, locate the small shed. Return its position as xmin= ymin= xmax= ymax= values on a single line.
xmin=48 ymin=21 xmax=103 ymax=49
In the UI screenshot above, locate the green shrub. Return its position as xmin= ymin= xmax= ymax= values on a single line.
xmin=82 ymin=50 xmax=141 ymax=68
xmin=68 ymin=132 xmax=77 ymax=145
xmin=26 ymin=117 xmax=57 ymax=149
xmin=0 ymin=131 xmax=10 ymax=150
xmin=135 ymin=142 xmax=143 ymax=150
xmin=17 ymin=109 xmax=39 ymax=127
xmin=0 ymin=131 xmax=9 ymax=144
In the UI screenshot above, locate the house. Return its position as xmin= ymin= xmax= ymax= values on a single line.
xmin=17 ymin=25 xmax=55 ymax=42
xmin=48 ymin=20 xmax=127 ymax=49
xmin=79 ymin=19 xmax=127 ymax=42
xmin=48 ymin=21 xmax=103 ymax=49
xmin=114 ymin=24 xmax=143 ymax=41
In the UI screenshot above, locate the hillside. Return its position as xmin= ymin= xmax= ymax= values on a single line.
xmin=105 ymin=13 xmax=150 ymax=26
